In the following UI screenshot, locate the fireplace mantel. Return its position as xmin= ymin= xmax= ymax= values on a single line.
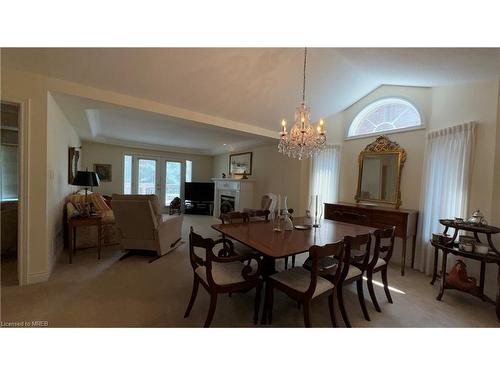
xmin=212 ymin=178 xmax=254 ymax=218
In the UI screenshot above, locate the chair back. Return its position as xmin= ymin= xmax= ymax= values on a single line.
xmin=220 ymin=211 xmax=250 ymax=224
xmin=261 ymin=194 xmax=273 ymax=211
xmin=112 ymin=198 xmax=158 ymax=240
xmin=372 ymin=226 xmax=396 ymax=265
xmin=305 ymin=241 xmax=345 ymax=297
xmin=343 ymin=233 xmax=372 ymax=274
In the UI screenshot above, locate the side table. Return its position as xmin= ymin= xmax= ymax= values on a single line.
xmin=430 ymin=219 xmax=500 ymax=322
xmin=68 ymin=214 xmax=103 ymax=264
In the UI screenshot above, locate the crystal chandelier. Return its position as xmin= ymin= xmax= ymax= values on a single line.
xmin=278 ymin=48 xmax=327 ymax=160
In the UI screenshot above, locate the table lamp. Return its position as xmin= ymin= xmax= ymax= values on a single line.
xmin=72 ymin=170 xmax=100 ymax=201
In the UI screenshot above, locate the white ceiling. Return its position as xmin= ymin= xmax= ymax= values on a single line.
xmin=4 ymin=48 xmax=500 ymax=152
xmin=51 ymin=93 xmax=272 ymax=155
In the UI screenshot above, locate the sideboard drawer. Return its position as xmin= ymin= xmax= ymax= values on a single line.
xmin=326 ymin=208 xmax=369 ymax=225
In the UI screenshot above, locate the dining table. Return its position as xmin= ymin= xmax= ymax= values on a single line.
xmin=211 ymin=217 xmax=377 ymax=276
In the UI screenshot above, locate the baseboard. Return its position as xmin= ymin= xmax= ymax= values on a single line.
xmin=27 ymin=271 xmax=50 ymax=284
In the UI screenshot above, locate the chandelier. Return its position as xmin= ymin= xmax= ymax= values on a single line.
xmin=278 ymin=48 xmax=327 ymax=160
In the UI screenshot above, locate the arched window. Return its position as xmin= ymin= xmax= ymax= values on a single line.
xmin=348 ymin=98 xmax=423 ymax=138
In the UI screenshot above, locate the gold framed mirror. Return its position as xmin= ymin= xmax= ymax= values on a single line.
xmin=355 ymin=135 xmax=406 ymax=208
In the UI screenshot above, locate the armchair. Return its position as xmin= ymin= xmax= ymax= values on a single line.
xmin=111 ymin=194 xmax=183 ymax=261
xmin=184 ymin=227 xmax=263 ymax=327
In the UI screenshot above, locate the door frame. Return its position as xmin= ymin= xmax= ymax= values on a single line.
xmin=2 ymin=97 xmax=30 ymax=286
xmin=123 ymin=152 xmax=186 ymax=211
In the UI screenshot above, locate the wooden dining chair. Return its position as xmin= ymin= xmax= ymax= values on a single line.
xmin=366 ymin=227 xmax=396 ymax=312
xmin=263 ymin=241 xmax=345 ymax=327
xmin=334 ymin=233 xmax=372 ymax=328
xmin=184 ymin=227 xmax=263 ymax=327
xmin=219 ymin=211 xmax=258 ymax=258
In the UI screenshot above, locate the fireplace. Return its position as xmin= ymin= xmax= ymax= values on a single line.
xmin=212 ymin=178 xmax=253 ymax=218
xmin=220 ymin=194 xmax=235 ymax=214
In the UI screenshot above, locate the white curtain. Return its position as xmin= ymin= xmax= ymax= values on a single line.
xmin=310 ymin=145 xmax=341 ymax=206
xmin=417 ymin=122 xmax=476 ymax=274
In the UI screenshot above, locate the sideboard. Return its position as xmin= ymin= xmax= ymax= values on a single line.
xmin=324 ymin=202 xmax=419 ymax=276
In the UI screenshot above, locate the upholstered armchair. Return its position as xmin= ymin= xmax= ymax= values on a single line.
xmin=112 ymin=194 xmax=183 ymax=261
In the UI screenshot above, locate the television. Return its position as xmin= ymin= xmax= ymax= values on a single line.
xmin=184 ymin=182 xmax=214 ymax=202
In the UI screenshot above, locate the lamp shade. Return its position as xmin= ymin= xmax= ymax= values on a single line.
xmin=72 ymin=171 xmax=100 ymax=187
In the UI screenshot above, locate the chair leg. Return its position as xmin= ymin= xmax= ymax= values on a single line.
xmin=291 ymin=255 xmax=296 ymax=267
xmin=337 ymin=285 xmax=351 ymax=328
xmin=253 ymin=281 xmax=263 ymax=325
xmin=204 ymin=293 xmax=218 ymax=328
xmin=356 ymin=278 xmax=371 ymax=321
xmin=184 ymin=276 xmax=199 ymax=318
xmin=381 ymin=267 xmax=393 ymax=304
xmin=303 ymin=300 xmax=312 ymax=327
xmin=264 ymin=281 xmax=274 ymax=325
xmin=366 ymin=271 xmax=382 ymax=313
xmin=284 ymin=256 xmax=288 ymax=270
xmin=328 ymin=293 xmax=337 ymax=328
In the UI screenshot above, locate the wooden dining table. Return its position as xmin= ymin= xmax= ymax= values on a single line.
xmin=211 ymin=217 xmax=377 ymax=275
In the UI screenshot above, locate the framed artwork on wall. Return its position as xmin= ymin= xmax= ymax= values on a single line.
xmin=68 ymin=147 xmax=81 ymax=184
xmin=229 ymin=152 xmax=252 ymax=175
xmin=94 ymin=164 xmax=112 ymax=182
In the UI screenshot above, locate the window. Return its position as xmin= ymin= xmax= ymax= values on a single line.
xmin=348 ymin=98 xmax=422 ymax=138
xmin=309 ymin=145 xmax=341 ymax=205
xmin=185 ymin=160 xmax=192 ymax=182
xmin=123 ymin=155 xmax=132 ymax=194
xmin=418 ymin=122 xmax=476 ymax=274
xmin=165 ymin=161 xmax=181 ymax=205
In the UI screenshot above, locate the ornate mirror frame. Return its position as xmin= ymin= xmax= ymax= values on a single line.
xmin=355 ymin=135 xmax=407 ymax=208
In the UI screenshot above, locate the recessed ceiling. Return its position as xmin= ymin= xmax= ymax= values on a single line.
xmin=51 ymin=93 xmax=272 ymax=155
xmin=4 ymin=48 xmax=500 ymax=136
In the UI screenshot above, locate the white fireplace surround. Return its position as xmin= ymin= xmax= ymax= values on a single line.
xmin=212 ymin=178 xmax=254 ymax=218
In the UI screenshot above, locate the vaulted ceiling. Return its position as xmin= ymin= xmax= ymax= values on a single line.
xmin=3 ymin=48 xmax=500 ymax=152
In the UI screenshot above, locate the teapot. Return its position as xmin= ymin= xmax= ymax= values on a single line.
xmin=466 ymin=209 xmax=488 ymax=225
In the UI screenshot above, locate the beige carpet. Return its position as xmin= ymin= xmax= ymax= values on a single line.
xmin=1 ymin=215 xmax=499 ymax=327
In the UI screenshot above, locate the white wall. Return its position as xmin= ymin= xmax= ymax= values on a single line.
xmin=80 ymin=141 xmax=214 ymax=195
xmin=213 ymin=144 xmax=310 ymax=214
xmin=326 ymin=85 xmax=431 ymax=210
xmin=46 ymin=92 xmax=81 ymax=270
xmin=428 ymin=80 xmax=500 ymax=298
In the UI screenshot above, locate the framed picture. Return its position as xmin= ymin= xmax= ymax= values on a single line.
xmin=94 ymin=164 xmax=112 ymax=182
xmin=229 ymin=152 xmax=252 ymax=175
xmin=68 ymin=147 xmax=81 ymax=184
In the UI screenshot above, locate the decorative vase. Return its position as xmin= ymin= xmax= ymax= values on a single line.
xmin=282 ymin=196 xmax=294 ymax=231
xmin=273 ymin=195 xmax=283 ymax=232
xmin=308 ymin=194 xmax=323 ymax=227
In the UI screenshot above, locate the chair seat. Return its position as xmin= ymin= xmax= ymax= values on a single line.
xmin=372 ymin=257 xmax=387 ymax=269
xmin=195 ymin=261 xmax=253 ymax=286
xmin=345 ymin=265 xmax=362 ymax=280
xmin=270 ymin=267 xmax=334 ymax=298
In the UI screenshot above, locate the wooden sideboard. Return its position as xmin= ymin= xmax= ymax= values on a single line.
xmin=324 ymin=202 xmax=419 ymax=276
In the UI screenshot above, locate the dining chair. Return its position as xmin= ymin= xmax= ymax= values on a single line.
xmin=366 ymin=227 xmax=396 ymax=312
xmin=283 ymin=208 xmax=295 ymax=270
xmin=219 ymin=211 xmax=258 ymax=257
xmin=335 ymin=233 xmax=372 ymax=328
xmin=184 ymin=227 xmax=263 ymax=327
xmin=263 ymin=241 xmax=345 ymax=327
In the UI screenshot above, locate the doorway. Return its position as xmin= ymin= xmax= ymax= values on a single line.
xmin=127 ymin=154 xmax=185 ymax=211
xmin=1 ymin=101 xmax=20 ymax=286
